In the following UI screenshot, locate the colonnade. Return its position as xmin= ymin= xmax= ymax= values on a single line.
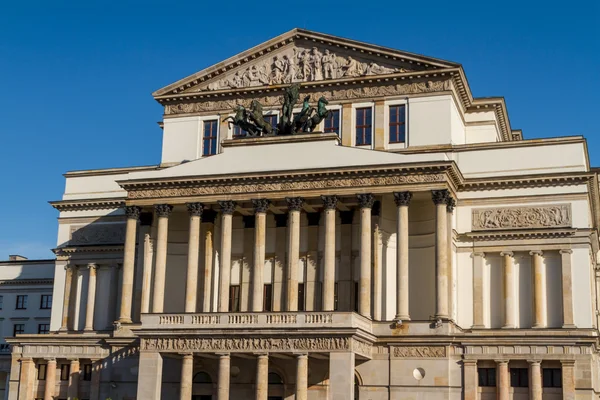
xmin=113 ymin=189 xmax=455 ymax=322
xmin=472 ymin=249 xmax=575 ymax=329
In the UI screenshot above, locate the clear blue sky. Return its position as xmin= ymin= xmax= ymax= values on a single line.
xmin=0 ymin=1 xmax=598 ymax=259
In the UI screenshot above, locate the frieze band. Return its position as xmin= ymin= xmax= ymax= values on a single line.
xmin=393 ymin=346 xmax=446 ymax=358
xmin=472 ymin=204 xmax=572 ymax=231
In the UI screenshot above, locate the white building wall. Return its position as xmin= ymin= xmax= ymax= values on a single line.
xmin=572 ymin=248 xmax=593 ymax=328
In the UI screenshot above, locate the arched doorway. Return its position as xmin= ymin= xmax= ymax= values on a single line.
xmin=192 ymin=371 xmax=213 ymax=400
xmin=354 ymin=372 xmax=362 ymax=400
xmin=268 ymin=371 xmax=285 ymax=400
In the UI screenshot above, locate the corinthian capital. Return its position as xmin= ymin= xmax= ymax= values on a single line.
xmin=446 ymin=196 xmax=456 ymax=213
xmin=154 ymin=204 xmax=173 ymax=218
xmin=252 ymin=199 xmax=271 ymax=214
xmin=286 ymin=197 xmax=305 ymax=212
xmin=357 ymin=193 xmax=375 ymax=209
xmin=124 ymin=206 xmax=142 ymax=220
xmin=218 ymin=200 xmax=237 ymax=215
xmin=186 ymin=202 xmax=204 ymax=217
xmin=431 ymin=189 xmax=450 ymax=205
xmin=321 ymin=195 xmax=338 ymax=210
xmin=393 ymin=191 xmax=412 ymax=207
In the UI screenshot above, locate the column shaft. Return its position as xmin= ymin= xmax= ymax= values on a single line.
xmin=203 ymin=221 xmax=215 ymax=312
xmin=180 ymin=354 xmax=194 ymax=400
xmin=185 ymin=204 xmax=203 ymax=313
xmin=531 ymin=251 xmax=546 ymax=328
xmin=372 ymin=223 xmax=382 ymax=320
xmin=43 ymin=359 xmax=56 ymax=400
xmin=255 ymin=354 xmax=269 ymax=400
xmin=152 ymin=205 xmax=172 ymax=313
xmin=322 ymin=204 xmax=337 ymax=311
xmin=17 ymin=358 xmax=34 ymax=400
xmin=217 ymin=353 xmax=230 ymax=400
xmin=501 ymin=252 xmax=515 ymax=328
xmin=496 ymin=360 xmax=509 ymax=400
xmin=140 ymin=231 xmax=154 ymax=314
xmin=357 ymin=194 xmax=374 ymax=318
xmin=529 ymin=360 xmax=542 ymax=400
xmin=218 ymin=203 xmax=235 ymax=312
xmin=67 ymin=359 xmax=80 ymax=400
xmin=561 ymin=360 xmax=576 ymax=400
xmin=119 ymin=206 xmax=140 ymax=323
xmin=137 ymin=352 xmax=163 ymax=400
xmin=561 ymin=250 xmax=575 ymax=328
xmin=252 ymin=203 xmax=268 ymax=312
xmin=84 ymin=264 xmax=97 ymax=332
xmin=286 ymin=202 xmax=302 ymax=311
xmin=394 ymin=192 xmax=411 ymax=321
xmin=472 ymin=252 xmax=486 ymax=328
xmin=60 ymin=265 xmax=74 ymax=331
xmin=432 ymin=190 xmax=449 ymax=319
xmin=296 ymin=354 xmax=308 ymax=400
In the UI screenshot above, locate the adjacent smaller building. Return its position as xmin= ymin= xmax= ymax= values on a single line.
xmin=0 ymin=256 xmax=54 ymax=400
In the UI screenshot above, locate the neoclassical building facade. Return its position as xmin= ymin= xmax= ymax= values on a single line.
xmin=6 ymin=29 xmax=600 ymax=399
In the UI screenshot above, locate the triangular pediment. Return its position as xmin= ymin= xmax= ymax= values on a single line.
xmin=153 ymin=29 xmax=460 ymax=97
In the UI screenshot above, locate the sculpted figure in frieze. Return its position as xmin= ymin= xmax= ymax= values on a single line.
xmin=198 ymin=43 xmax=410 ymax=92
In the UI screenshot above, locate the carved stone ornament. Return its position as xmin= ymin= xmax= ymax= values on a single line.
xmin=472 ymin=204 xmax=572 ymax=231
xmin=154 ymin=204 xmax=173 ymax=218
xmin=446 ymin=196 xmax=456 ymax=213
xmin=393 ymin=346 xmax=446 ymax=358
xmin=286 ymin=197 xmax=305 ymax=212
xmin=164 ymin=80 xmax=452 ymax=115
xmin=252 ymin=198 xmax=271 ymax=214
xmin=357 ymin=193 xmax=375 ymax=209
xmin=431 ymin=189 xmax=451 ymax=205
xmin=140 ymin=337 xmax=350 ymax=353
xmin=393 ymin=191 xmax=412 ymax=207
xmin=218 ymin=200 xmax=237 ymax=215
xmin=69 ymin=224 xmax=126 ymax=245
xmin=321 ymin=195 xmax=338 ymax=210
xmin=128 ymin=173 xmax=446 ymax=200
xmin=186 ymin=202 xmax=204 ymax=217
xmin=124 ymin=206 xmax=142 ymax=220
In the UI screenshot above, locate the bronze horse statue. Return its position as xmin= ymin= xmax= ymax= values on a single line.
xmin=222 ymin=105 xmax=262 ymax=137
xmin=304 ymin=96 xmax=330 ymax=132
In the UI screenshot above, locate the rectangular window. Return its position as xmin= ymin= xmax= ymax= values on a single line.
xmin=478 ymin=368 xmax=496 ymax=387
xmin=297 ymin=283 xmax=305 ymax=312
xmin=324 ymin=109 xmax=340 ymax=136
xmin=0 ymin=295 xmax=3 ymax=310
xmin=355 ymin=107 xmax=372 ymax=146
xmin=83 ymin=364 xmax=92 ymax=381
xmin=543 ymin=368 xmax=562 ymax=388
xmin=263 ymin=114 xmax=278 ymax=132
xmin=38 ymin=363 xmax=47 ymax=380
xmin=353 ymin=282 xmax=359 ymax=312
xmin=333 ymin=283 xmax=339 ymax=311
xmin=16 ymin=295 xmax=27 ymax=310
xmin=510 ymin=368 xmax=529 ymax=387
xmin=232 ymin=125 xmax=247 ymax=138
xmin=389 ymin=104 xmax=406 ymax=143
xmin=229 ymin=285 xmax=240 ymax=312
xmin=38 ymin=324 xmax=50 ymax=334
xmin=263 ymin=284 xmax=273 ymax=312
xmin=40 ymin=295 xmax=52 ymax=310
xmin=13 ymin=324 xmax=25 ymax=336
xmin=202 ymin=120 xmax=218 ymax=156
xmin=60 ymin=364 xmax=70 ymax=381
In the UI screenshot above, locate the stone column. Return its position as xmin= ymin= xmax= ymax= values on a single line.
xmin=255 ymin=353 xmax=269 ymax=400
xmin=329 ymin=352 xmax=354 ymax=400
xmin=531 ymin=250 xmax=547 ymax=328
xmin=17 ymin=357 xmax=34 ymax=400
xmin=119 ymin=205 xmax=141 ymax=323
xmin=394 ymin=191 xmax=412 ymax=321
xmin=140 ymin=225 xmax=155 ymax=315
xmin=463 ymin=360 xmax=477 ymax=400
xmin=296 ymin=353 xmax=308 ymax=400
xmin=286 ymin=197 xmax=304 ymax=311
xmin=252 ymin=199 xmax=270 ymax=312
xmin=90 ymin=358 xmax=101 ymax=400
xmin=43 ymin=358 xmax=56 ymax=400
xmin=446 ymin=196 xmax=456 ymax=318
xmin=202 ymin=211 xmax=216 ymax=312
xmin=137 ymin=352 xmax=163 ymax=400
xmin=67 ymin=358 xmax=80 ymax=400
xmin=180 ymin=353 xmax=194 ymax=400
xmin=560 ymin=249 xmax=576 ymax=328
xmin=561 ymin=360 xmax=576 ymax=400
xmin=185 ymin=203 xmax=203 ymax=313
xmin=496 ymin=360 xmax=509 ymax=400
xmin=152 ymin=204 xmax=173 ymax=313
xmin=501 ymin=251 xmax=516 ymax=329
xmin=321 ymin=195 xmax=338 ymax=311
xmin=357 ymin=193 xmax=375 ymax=318
xmin=472 ymin=252 xmax=486 ymax=328
xmin=218 ymin=201 xmax=236 ymax=312
xmin=134 ymin=213 xmax=153 ymax=321
xmin=273 ymin=214 xmax=287 ymax=312
xmin=529 ymin=360 xmax=542 ymax=400
xmin=432 ymin=190 xmax=450 ymax=320
xmin=60 ymin=265 xmax=75 ymax=331
xmin=217 ymin=353 xmax=230 ymax=400
xmin=84 ymin=263 xmax=98 ymax=332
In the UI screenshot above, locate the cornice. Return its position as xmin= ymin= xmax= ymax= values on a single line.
xmin=53 ymin=245 xmax=125 ymax=257
xmin=460 ymin=229 xmax=577 ymax=241
xmin=460 ymin=173 xmax=592 ymax=192
xmin=63 ymin=165 xmax=159 ymax=178
xmin=0 ymin=279 xmax=53 ymax=286
xmin=50 ymin=198 xmax=126 ymax=212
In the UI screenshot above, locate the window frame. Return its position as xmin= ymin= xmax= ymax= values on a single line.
xmin=60 ymin=364 xmax=70 ymax=381
xmin=82 ymin=364 xmax=92 ymax=381
xmin=384 ymin=99 xmax=409 ymax=149
xmin=297 ymin=283 xmax=305 ymax=312
xmin=510 ymin=368 xmax=529 ymax=388
xmin=38 ymin=324 xmax=50 ymax=334
xmin=0 ymin=295 xmax=3 ymax=310
xmin=263 ymin=284 xmax=273 ymax=312
xmin=40 ymin=294 xmax=52 ymax=310
xmin=542 ymin=368 xmax=562 ymax=388
xmin=477 ymin=368 xmax=496 ymax=387
xmin=13 ymin=323 xmax=25 ymax=336
xmin=16 ymin=295 xmax=28 ymax=310
xmin=202 ymin=119 xmax=219 ymax=157
xmin=38 ymin=363 xmax=47 ymax=381
xmin=388 ymin=104 xmax=407 ymax=144
xmin=353 ymin=105 xmax=373 ymax=147
xmin=323 ymin=106 xmax=342 ymax=137
xmin=229 ymin=285 xmax=240 ymax=312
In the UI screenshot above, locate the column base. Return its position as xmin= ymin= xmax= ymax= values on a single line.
xmin=117 ymin=318 xmax=132 ymax=324
xmin=532 ymin=324 xmax=546 ymax=329
xmin=501 ymin=325 xmax=516 ymax=329
xmin=394 ymin=315 xmax=410 ymax=322
xmin=562 ymin=324 xmax=577 ymax=329
xmin=471 ymin=324 xmax=486 ymax=329
xmin=83 ymin=329 xmax=95 ymax=334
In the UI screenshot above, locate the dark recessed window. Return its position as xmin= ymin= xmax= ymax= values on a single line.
xmin=202 ymin=120 xmax=218 ymax=156
xmin=16 ymin=295 xmax=28 ymax=310
xmin=334 ymin=283 xmax=339 ymax=311
xmin=263 ymin=114 xmax=278 ymax=132
xmin=229 ymin=285 xmax=240 ymax=312
xmin=13 ymin=324 xmax=25 ymax=336
xmin=233 ymin=125 xmax=247 ymax=138
xmin=0 ymin=295 xmax=3 ymax=310
xmin=478 ymin=368 xmax=496 ymax=387
xmin=543 ymin=368 xmax=562 ymax=388
xmin=60 ymin=364 xmax=70 ymax=381
xmin=263 ymin=284 xmax=273 ymax=312
xmin=298 ymin=283 xmax=305 ymax=312
xmin=38 ymin=324 xmax=50 ymax=334
xmin=353 ymin=282 xmax=359 ymax=312
xmin=389 ymin=104 xmax=406 ymax=143
xmin=511 ymin=368 xmax=529 ymax=387
xmin=355 ymin=107 xmax=372 ymax=146
xmin=83 ymin=364 xmax=92 ymax=381
xmin=40 ymin=295 xmax=52 ymax=310
xmin=324 ymin=109 xmax=340 ymax=136
xmin=38 ymin=364 xmax=47 ymax=380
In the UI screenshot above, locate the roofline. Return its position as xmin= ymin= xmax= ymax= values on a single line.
xmin=64 ymin=164 xmax=160 ymax=178
xmin=0 ymin=259 xmax=56 ymax=264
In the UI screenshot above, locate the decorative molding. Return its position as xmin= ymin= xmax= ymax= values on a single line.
xmin=69 ymin=224 xmax=126 ymax=245
xmin=472 ymin=204 xmax=571 ymax=231
xmin=0 ymin=279 xmax=53 ymax=286
xmin=393 ymin=346 xmax=446 ymax=358
xmin=50 ymin=198 xmax=126 ymax=212
xmin=352 ymin=339 xmax=372 ymax=358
